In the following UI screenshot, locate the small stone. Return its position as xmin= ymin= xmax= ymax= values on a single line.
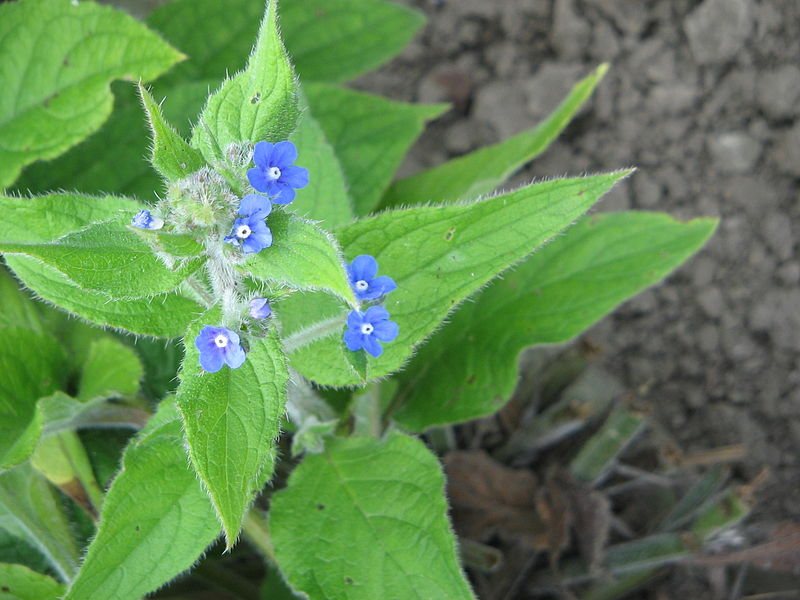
xmin=697 ymin=287 xmax=725 ymax=319
xmin=707 ymin=132 xmax=762 ymax=173
xmin=552 ymin=0 xmax=591 ymax=60
xmin=472 ymin=80 xmax=529 ymax=140
xmin=443 ymin=120 xmax=476 ymax=155
xmin=777 ymin=263 xmax=800 ymax=286
xmin=697 ymin=324 xmax=720 ymax=353
xmin=522 ymin=63 xmax=586 ymax=122
xmin=750 ymin=290 xmax=800 ymax=351
xmin=762 ymin=213 xmax=795 ymax=261
xmin=632 ymin=172 xmax=662 ymax=208
xmin=757 ymin=65 xmax=800 ymax=120
xmin=646 ymin=83 xmax=698 ymax=115
xmin=684 ymin=0 xmax=752 ymax=65
xmin=774 ymin=123 xmax=800 ymax=177
xmin=590 ymin=20 xmax=620 ymax=60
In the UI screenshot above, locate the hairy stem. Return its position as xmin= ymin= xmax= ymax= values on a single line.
xmin=282 ymin=317 xmax=343 ymax=353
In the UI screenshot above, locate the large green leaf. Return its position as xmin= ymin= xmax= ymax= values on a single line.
xmin=289 ymin=99 xmax=353 ymax=228
xmin=0 ymin=563 xmax=64 ymax=599
xmin=176 ymin=316 xmax=289 ymax=545
xmin=15 ymin=82 xmax=212 ymax=200
xmin=0 ymin=464 xmax=79 ymax=582
xmin=280 ymin=0 xmax=425 ymax=83
xmin=64 ymin=401 xmax=220 ymax=600
xmin=240 ymin=211 xmax=356 ymax=306
xmin=5 ymin=256 xmax=202 ymax=338
xmin=191 ymin=0 xmax=298 ymax=164
xmin=392 ymin=212 xmax=718 ymax=430
xmin=0 ymin=266 xmax=43 ymax=334
xmin=284 ymin=172 xmax=629 ymax=386
xmin=77 ymin=337 xmax=143 ymax=402
xmin=381 ymin=64 xmax=609 ymax=209
xmin=0 ymin=0 xmax=183 ymax=188
xmin=306 ymin=83 xmax=447 ymax=216
xmin=270 ymin=432 xmax=475 ymax=599
xmin=0 ymin=219 xmax=203 ymax=300
xmin=0 ymin=329 xmax=66 ymax=470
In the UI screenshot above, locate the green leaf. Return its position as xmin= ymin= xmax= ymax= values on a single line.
xmin=269 ymin=432 xmax=475 ymax=599
xmin=285 ymin=172 xmax=629 ymax=386
xmin=176 ymin=315 xmax=289 ymax=546
xmin=391 ymin=212 xmax=718 ymax=430
xmin=191 ymin=0 xmax=298 ymax=164
xmin=289 ymin=97 xmax=353 ymax=228
xmin=78 ymin=338 xmax=143 ymax=402
xmin=240 ymin=211 xmax=356 ymax=306
xmin=381 ymin=64 xmax=609 ymax=209
xmin=5 ymin=255 xmax=203 ymax=338
xmin=0 ymin=529 xmax=51 ymax=575
xmin=38 ymin=391 xmax=149 ymax=437
xmin=0 ymin=219 xmax=203 ymax=300
xmin=0 ymin=265 xmax=43 ymax=334
xmin=0 ymin=563 xmax=64 ymax=599
xmin=0 ymin=328 xmax=66 ymax=470
xmin=0 ymin=0 xmax=184 ymax=188
xmin=280 ymin=0 xmax=425 ymax=83
xmin=14 ymin=82 xmax=212 ymax=200
xmin=306 ymin=83 xmax=447 ymax=216
xmin=137 ymin=83 xmax=205 ymax=181
xmin=64 ymin=401 xmax=220 ymax=600
xmin=0 ymin=463 xmax=79 ymax=581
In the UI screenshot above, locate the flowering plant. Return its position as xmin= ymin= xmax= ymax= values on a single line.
xmin=0 ymin=0 xmax=719 ymax=598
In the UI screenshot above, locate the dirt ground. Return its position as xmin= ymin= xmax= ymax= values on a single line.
xmin=355 ymin=0 xmax=800 ymax=520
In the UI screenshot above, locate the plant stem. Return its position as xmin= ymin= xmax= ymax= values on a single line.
xmin=242 ymin=507 xmax=277 ymax=563
xmin=282 ymin=317 xmax=343 ymax=353
xmin=185 ymin=276 xmax=214 ymax=308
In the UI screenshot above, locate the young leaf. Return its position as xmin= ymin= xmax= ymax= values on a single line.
xmin=0 ymin=563 xmax=64 ymax=599
xmin=240 ymin=212 xmax=356 ymax=306
xmin=176 ymin=317 xmax=289 ymax=545
xmin=289 ymin=97 xmax=353 ymax=228
xmin=280 ymin=0 xmax=425 ymax=83
xmin=0 ymin=464 xmax=79 ymax=581
xmin=381 ymin=64 xmax=609 ymax=209
xmin=137 ymin=83 xmax=205 ymax=181
xmin=391 ymin=212 xmax=718 ymax=430
xmin=191 ymin=0 xmax=298 ymax=164
xmin=285 ymin=172 xmax=629 ymax=386
xmin=63 ymin=401 xmax=220 ymax=600
xmin=306 ymin=83 xmax=447 ymax=216
xmin=0 ymin=328 xmax=66 ymax=470
xmin=77 ymin=337 xmax=143 ymax=402
xmin=0 ymin=219 xmax=204 ymax=300
xmin=5 ymin=255 xmax=203 ymax=339
xmin=269 ymin=432 xmax=476 ymax=599
xmin=0 ymin=0 xmax=184 ymax=188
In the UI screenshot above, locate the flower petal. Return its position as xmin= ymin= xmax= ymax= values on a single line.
xmin=364 ymin=305 xmax=390 ymax=323
xmin=346 ymin=309 xmax=364 ymax=330
xmin=270 ymin=140 xmax=298 ymax=167
xmin=195 ymin=326 xmax=219 ymax=351
xmin=370 ymin=275 xmax=397 ymax=296
xmin=270 ymin=182 xmax=296 ymax=205
xmin=223 ymin=344 xmax=247 ymax=369
xmin=280 ymin=165 xmax=309 ymax=189
xmin=362 ymin=335 xmax=383 ymax=357
xmin=239 ymin=194 xmax=271 ymax=217
xmin=247 ymin=168 xmax=270 ymax=192
xmin=249 ymin=297 xmax=271 ymax=319
xmin=242 ymin=236 xmax=264 ymax=254
xmin=349 ymin=255 xmax=378 ymax=282
xmin=253 ymin=141 xmax=274 ymax=169
xmin=251 ymin=224 xmax=273 ymax=249
xmin=372 ymin=319 xmax=399 ymax=343
xmin=344 ymin=329 xmax=364 ymax=352
xmin=199 ymin=348 xmax=224 ymax=373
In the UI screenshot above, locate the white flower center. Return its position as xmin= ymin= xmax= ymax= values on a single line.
xmin=355 ymin=280 xmax=369 ymax=291
xmin=360 ymin=323 xmax=374 ymax=335
xmin=268 ymin=166 xmax=282 ymax=180
xmin=236 ymin=224 xmax=252 ymax=239
xmin=214 ymin=334 xmax=229 ymax=348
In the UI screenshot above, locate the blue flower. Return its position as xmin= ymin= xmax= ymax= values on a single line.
xmin=249 ymin=297 xmax=271 ymax=319
xmin=225 ymin=200 xmax=273 ymax=254
xmin=347 ymin=255 xmax=397 ymax=301
xmin=247 ymin=141 xmax=309 ymax=205
xmin=131 ymin=209 xmax=163 ymax=230
xmin=195 ymin=325 xmax=246 ymax=372
xmin=344 ymin=306 xmax=399 ymax=358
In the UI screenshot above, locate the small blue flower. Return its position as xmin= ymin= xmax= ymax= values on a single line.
xmin=344 ymin=306 xmax=399 ymax=358
xmin=225 ymin=200 xmax=273 ymax=254
xmin=347 ymin=255 xmax=397 ymax=301
xmin=249 ymin=297 xmax=271 ymax=319
xmin=238 ymin=193 xmax=270 ymax=218
xmin=131 ymin=209 xmax=163 ymax=230
xmin=247 ymin=141 xmax=309 ymax=205
xmin=195 ymin=325 xmax=246 ymax=372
